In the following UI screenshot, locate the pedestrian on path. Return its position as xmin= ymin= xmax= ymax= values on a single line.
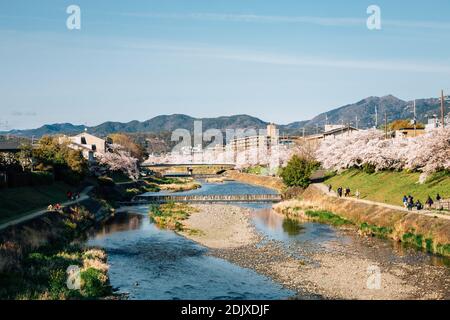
xmin=425 ymin=196 xmax=434 ymax=209
xmin=402 ymin=195 xmax=408 ymax=208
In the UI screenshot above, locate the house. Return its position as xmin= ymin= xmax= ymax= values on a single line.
xmin=306 ymin=125 xmax=358 ymax=142
xmin=0 ymin=140 xmax=21 ymax=153
xmin=394 ymin=128 xmax=426 ymax=139
xmin=62 ymin=132 xmax=108 ymax=162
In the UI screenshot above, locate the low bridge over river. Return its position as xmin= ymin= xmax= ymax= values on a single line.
xmin=119 ymin=194 xmax=282 ymax=205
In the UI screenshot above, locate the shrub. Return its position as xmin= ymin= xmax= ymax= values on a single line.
xmin=280 ymin=155 xmax=317 ymax=188
xmin=80 ymin=268 xmax=109 ymax=298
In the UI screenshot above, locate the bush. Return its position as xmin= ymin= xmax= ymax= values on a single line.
xmin=80 ymin=268 xmax=109 ymax=298
xmin=280 ymin=155 xmax=317 ymax=188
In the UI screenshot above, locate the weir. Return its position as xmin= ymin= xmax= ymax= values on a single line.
xmin=119 ymin=193 xmax=282 ymax=205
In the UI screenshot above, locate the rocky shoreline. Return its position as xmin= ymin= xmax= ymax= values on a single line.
xmin=182 ymin=204 xmax=450 ymax=300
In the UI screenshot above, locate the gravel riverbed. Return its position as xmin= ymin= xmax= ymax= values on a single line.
xmin=181 ymin=204 xmax=450 ymax=300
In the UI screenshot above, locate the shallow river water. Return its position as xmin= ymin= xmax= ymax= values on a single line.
xmin=86 ymin=181 xmax=449 ymax=299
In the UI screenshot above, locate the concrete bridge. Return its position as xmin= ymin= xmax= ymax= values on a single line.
xmin=141 ymin=163 xmax=236 ymax=177
xmin=119 ymin=193 xmax=282 ymax=205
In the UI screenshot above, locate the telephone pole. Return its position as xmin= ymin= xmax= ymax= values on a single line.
xmin=355 ymin=115 xmax=359 ymax=129
xmin=441 ymin=90 xmax=446 ymax=129
xmin=413 ymin=100 xmax=417 ymax=137
xmin=384 ymin=112 xmax=388 ymax=139
xmin=375 ymin=106 xmax=378 ymax=128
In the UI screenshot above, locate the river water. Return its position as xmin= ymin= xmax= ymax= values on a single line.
xmin=86 ymin=181 xmax=449 ymax=299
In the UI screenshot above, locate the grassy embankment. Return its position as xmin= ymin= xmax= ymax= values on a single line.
xmin=0 ymin=181 xmax=76 ymax=224
xmin=0 ymin=204 xmax=113 ymax=299
xmin=325 ymin=169 xmax=450 ymax=206
xmin=149 ymin=202 xmax=202 ymax=235
xmin=274 ymin=184 xmax=450 ymax=257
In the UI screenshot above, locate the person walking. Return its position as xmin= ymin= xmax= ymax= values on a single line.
xmin=408 ymin=196 xmax=414 ymax=211
xmin=403 ymin=195 xmax=408 ymax=208
xmin=415 ymin=200 xmax=423 ymax=211
xmin=328 ymin=184 xmax=332 ymax=193
xmin=425 ymin=196 xmax=434 ymax=209
xmin=436 ymin=194 xmax=442 ymax=202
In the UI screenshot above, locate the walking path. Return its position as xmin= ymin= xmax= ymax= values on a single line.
xmin=0 ymin=186 xmax=94 ymax=231
xmin=314 ymin=183 xmax=450 ymax=221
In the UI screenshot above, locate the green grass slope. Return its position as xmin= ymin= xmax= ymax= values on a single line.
xmin=0 ymin=182 xmax=73 ymax=223
xmin=325 ymin=170 xmax=450 ymax=207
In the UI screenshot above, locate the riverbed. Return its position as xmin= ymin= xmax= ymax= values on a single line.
xmin=86 ymin=181 xmax=450 ymax=300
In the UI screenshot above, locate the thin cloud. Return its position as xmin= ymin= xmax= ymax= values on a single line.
xmin=122 ymin=12 xmax=450 ymax=30
xmin=121 ymin=41 xmax=450 ymax=74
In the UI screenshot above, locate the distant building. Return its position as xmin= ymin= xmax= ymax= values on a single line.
xmin=425 ymin=115 xmax=449 ymax=131
xmin=227 ymin=124 xmax=279 ymax=154
xmin=324 ymin=124 xmax=345 ymax=132
xmin=62 ymin=132 xmax=107 ymax=162
xmin=307 ymin=125 xmax=358 ymax=142
xmin=394 ymin=128 xmax=426 ymax=139
xmin=0 ymin=140 xmax=21 ymax=153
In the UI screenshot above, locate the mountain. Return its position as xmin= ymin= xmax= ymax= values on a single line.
xmin=300 ymin=95 xmax=441 ymax=133
xmin=1 ymin=95 xmax=444 ymax=138
xmin=3 ymin=123 xmax=87 ymax=138
xmin=2 ymin=115 xmax=270 ymax=138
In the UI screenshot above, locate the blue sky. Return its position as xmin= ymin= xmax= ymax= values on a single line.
xmin=1 ymin=0 xmax=449 ymax=129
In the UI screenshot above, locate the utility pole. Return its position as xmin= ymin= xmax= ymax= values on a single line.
xmin=413 ymin=100 xmax=417 ymax=137
xmin=384 ymin=112 xmax=388 ymax=139
xmin=302 ymin=127 xmax=305 ymax=138
xmin=441 ymin=90 xmax=446 ymax=129
xmin=355 ymin=115 xmax=359 ymax=130
xmin=375 ymin=106 xmax=378 ymax=128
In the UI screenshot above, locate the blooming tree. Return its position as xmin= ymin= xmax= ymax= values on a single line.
xmin=316 ymin=128 xmax=450 ymax=176
xmin=98 ymin=144 xmax=139 ymax=180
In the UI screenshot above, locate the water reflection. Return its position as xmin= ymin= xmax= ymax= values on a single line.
xmin=86 ymin=209 xmax=294 ymax=300
xmin=282 ymin=218 xmax=304 ymax=236
xmin=250 ymin=207 xmax=343 ymax=245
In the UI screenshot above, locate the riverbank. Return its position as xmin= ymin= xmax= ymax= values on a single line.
xmin=0 ymin=197 xmax=115 ymax=299
xmin=225 ymin=170 xmax=285 ymax=192
xmin=280 ymin=184 xmax=450 ymax=257
xmin=181 ymin=204 xmax=450 ymax=300
xmin=325 ymin=169 xmax=450 ymax=207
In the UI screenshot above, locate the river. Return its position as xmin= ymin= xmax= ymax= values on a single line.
xmin=86 ymin=181 xmax=449 ymax=299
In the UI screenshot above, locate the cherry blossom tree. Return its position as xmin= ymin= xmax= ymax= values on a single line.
xmin=316 ymin=128 xmax=450 ymax=176
xmin=97 ymin=144 xmax=139 ymax=180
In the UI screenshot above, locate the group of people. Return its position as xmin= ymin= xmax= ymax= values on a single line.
xmin=403 ymin=194 xmax=442 ymax=211
xmin=67 ymin=190 xmax=81 ymax=201
xmin=47 ymin=203 xmax=62 ymax=212
xmin=329 ymin=185 xmax=360 ymax=199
